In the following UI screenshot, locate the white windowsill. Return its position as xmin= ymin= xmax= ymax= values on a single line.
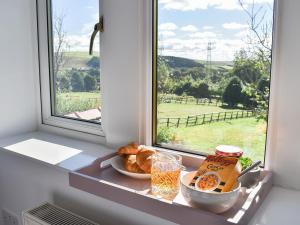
xmin=0 ymin=131 xmax=114 ymax=172
xmin=1 ymin=131 xmax=300 ymax=225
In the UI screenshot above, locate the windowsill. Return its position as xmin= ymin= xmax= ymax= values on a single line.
xmin=0 ymin=131 xmax=114 ymax=172
xmin=1 ymin=132 xmax=299 ymax=225
xmin=69 ymin=152 xmax=273 ymax=225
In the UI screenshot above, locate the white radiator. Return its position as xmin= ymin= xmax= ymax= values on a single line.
xmin=22 ymin=203 xmax=100 ymax=225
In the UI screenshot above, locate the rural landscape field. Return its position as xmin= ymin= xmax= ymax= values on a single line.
xmin=55 ymin=52 xmax=268 ymax=162
xmin=52 ymin=0 xmax=273 ymax=163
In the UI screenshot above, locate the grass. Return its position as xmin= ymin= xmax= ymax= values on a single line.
xmin=55 ymin=91 xmax=266 ymax=162
xmin=63 ymin=51 xmax=99 ymax=69
xmin=158 ymin=103 xmax=242 ymax=118
xmin=157 ymin=102 xmax=267 ymax=162
xmin=56 ymin=92 xmax=101 ymax=115
xmin=168 ymin=118 xmax=267 ymax=162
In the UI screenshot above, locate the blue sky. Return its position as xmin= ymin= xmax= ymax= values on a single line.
xmin=52 ymin=0 xmax=99 ymax=52
xmin=52 ymin=0 xmax=274 ymax=61
xmin=158 ymin=0 xmax=274 ymax=61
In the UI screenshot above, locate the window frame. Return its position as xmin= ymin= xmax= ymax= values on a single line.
xmin=151 ymin=0 xmax=279 ymax=166
xmin=36 ymin=0 xmax=104 ymax=136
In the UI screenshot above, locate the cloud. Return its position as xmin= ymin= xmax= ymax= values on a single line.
xmin=158 ymin=22 xmax=178 ymax=31
xmin=159 ymin=35 xmax=248 ymax=61
xmin=223 ymin=22 xmax=249 ymax=30
xmin=181 ymin=25 xmax=198 ymax=32
xmin=159 ymin=0 xmax=273 ymax=11
xmin=159 ymin=31 xmax=176 ymax=37
xmin=203 ymin=26 xmax=214 ymax=30
xmin=61 ymin=34 xmax=99 ymax=52
xmin=189 ymin=31 xmax=218 ymax=39
xmin=234 ymin=30 xmax=250 ymax=38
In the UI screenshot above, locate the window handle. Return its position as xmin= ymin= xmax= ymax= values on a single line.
xmin=89 ymin=16 xmax=104 ymax=55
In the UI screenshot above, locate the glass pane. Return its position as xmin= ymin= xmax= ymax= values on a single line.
xmin=156 ymin=0 xmax=274 ymax=162
xmin=50 ymin=0 xmax=101 ymax=123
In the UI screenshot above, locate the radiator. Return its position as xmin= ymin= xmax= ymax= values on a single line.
xmin=22 ymin=203 xmax=100 ymax=225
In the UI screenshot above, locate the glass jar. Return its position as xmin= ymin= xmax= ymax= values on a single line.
xmin=151 ymin=152 xmax=183 ymax=200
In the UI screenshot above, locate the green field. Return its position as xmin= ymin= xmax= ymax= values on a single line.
xmin=158 ymin=103 xmax=241 ymax=118
xmin=63 ymin=51 xmax=99 ymax=69
xmin=168 ymin=118 xmax=266 ymax=162
xmin=157 ymin=102 xmax=267 ymax=162
xmin=56 ymin=92 xmax=101 ymax=115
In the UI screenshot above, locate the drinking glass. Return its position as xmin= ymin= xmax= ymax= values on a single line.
xmin=151 ymin=152 xmax=183 ymax=200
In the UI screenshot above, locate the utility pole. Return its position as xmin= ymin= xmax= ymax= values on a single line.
xmin=206 ymin=42 xmax=213 ymax=77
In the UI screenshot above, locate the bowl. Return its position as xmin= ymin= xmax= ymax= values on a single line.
xmin=239 ymin=167 xmax=261 ymax=188
xmin=180 ymin=171 xmax=241 ymax=214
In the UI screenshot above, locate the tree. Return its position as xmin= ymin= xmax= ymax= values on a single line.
xmin=257 ymin=76 xmax=270 ymax=93
xmin=88 ymin=68 xmax=100 ymax=84
xmin=70 ymin=69 xmax=84 ymax=92
xmin=157 ymin=61 xmax=173 ymax=94
xmin=189 ymin=82 xmax=210 ymax=99
xmin=232 ymin=50 xmax=263 ymax=84
xmin=87 ymin=56 xmax=100 ymax=69
xmin=84 ymin=75 xmax=97 ymax=91
xmin=59 ymin=76 xmax=70 ymax=92
xmin=53 ymin=13 xmax=69 ymax=81
xmin=222 ymin=77 xmax=243 ymax=107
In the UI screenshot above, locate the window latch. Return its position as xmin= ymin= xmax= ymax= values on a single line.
xmin=89 ymin=16 xmax=104 ymax=55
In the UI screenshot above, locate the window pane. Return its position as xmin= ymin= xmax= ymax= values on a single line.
xmin=155 ymin=0 xmax=274 ymax=162
xmin=50 ymin=0 xmax=101 ymax=123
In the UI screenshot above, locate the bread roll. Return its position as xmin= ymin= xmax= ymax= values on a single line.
xmin=136 ymin=148 xmax=156 ymax=173
xmin=118 ymin=142 xmax=139 ymax=155
xmin=124 ymin=155 xmax=144 ymax=173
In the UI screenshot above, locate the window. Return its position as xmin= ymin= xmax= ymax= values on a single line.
xmin=37 ymin=0 xmax=103 ymax=135
xmin=153 ymin=0 xmax=275 ymax=163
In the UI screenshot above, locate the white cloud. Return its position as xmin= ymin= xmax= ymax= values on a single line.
xmin=181 ymin=25 xmax=198 ymax=32
xmin=234 ymin=30 xmax=250 ymax=38
xmin=203 ymin=26 xmax=214 ymax=30
xmin=158 ymin=22 xmax=178 ymax=31
xmin=189 ymin=31 xmax=218 ymax=39
xmin=159 ymin=31 xmax=176 ymax=37
xmin=159 ymin=35 xmax=248 ymax=61
xmin=159 ymin=0 xmax=273 ymax=11
xmin=62 ymin=34 xmax=99 ymax=52
xmin=223 ymin=22 xmax=248 ymax=30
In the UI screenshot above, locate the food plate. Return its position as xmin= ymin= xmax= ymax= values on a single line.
xmin=110 ymin=156 xmax=151 ymax=179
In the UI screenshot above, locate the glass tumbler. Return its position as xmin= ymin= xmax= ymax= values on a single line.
xmin=151 ymin=152 xmax=183 ymax=200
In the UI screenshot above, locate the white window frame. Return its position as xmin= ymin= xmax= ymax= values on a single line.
xmin=149 ymin=0 xmax=279 ymax=167
xmin=36 ymin=0 xmax=104 ymax=137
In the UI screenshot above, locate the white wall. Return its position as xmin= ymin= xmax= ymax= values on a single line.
xmin=267 ymin=0 xmax=300 ymax=190
xmin=0 ymin=152 xmax=176 ymax=225
xmin=0 ymin=0 xmax=38 ymax=139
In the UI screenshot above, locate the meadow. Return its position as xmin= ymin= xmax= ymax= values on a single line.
xmin=55 ymin=91 xmax=266 ymax=162
xmin=56 ymin=92 xmax=101 ymax=115
xmin=157 ymin=102 xmax=266 ymax=162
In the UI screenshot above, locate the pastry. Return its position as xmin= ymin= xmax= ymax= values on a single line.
xmin=124 ymin=155 xmax=144 ymax=173
xmin=136 ymin=147 xmax=156 ymax=173
xmin=118 ymin=142 xmax=139 ymax=155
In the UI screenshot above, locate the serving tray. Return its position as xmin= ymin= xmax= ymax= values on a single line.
xmin=69 ymin=152 xmax=272 ymax=225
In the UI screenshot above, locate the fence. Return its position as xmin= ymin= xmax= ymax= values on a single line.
xmin=158 ymin=110 xmax=256 ymax=128
xmin=159 ymin=95 xmax=222 ymax=106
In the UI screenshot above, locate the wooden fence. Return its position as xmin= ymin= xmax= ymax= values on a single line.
xmin=159 ymin=96 xmax=222 ymax=106
xmin=158 ymin=110 xmax=256 ymax=128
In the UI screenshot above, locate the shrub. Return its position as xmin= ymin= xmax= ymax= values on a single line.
xmin=257 ymin=76 xmax=270 ymax=93
xmin=157 ymin=126 xmax=176 ymax=143
xmin=87 ymin=56 xmax=100 ymax=69
xmin=84 ymin=75 xmax=97 ymax=91
xmin=70 ymin=69 xmax=84 ymax=92
xmin=59 ymin=76 xmax=70 ymax=92
xmin=222 ymin=77 xmax=243 ymax=107
xmin=189 ymin=82 xmax=210 ymax=99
